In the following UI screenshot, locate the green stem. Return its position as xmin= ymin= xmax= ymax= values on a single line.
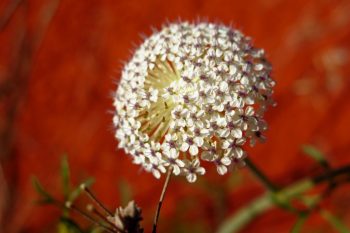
xmin=217 ymin=165 xmax=350 ymax=233
xmin=244 ymin=158 xmax=279 ymax=192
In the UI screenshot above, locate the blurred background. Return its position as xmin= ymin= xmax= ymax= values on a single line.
xmin=1 ymin=0 xmax=350 ymax=232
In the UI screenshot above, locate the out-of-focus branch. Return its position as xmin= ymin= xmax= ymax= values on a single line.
xmin=244 ymin=158 xmax=279 ymax=192
xmin=0 ymin=0 xmax=24 ymax=31
xmin=217 ymin=164 xmax=350 ymax=233
xmin=0 ymin=164 xmax=8 ymax=233
xmin=0 ymin=1 xmax=61 ymax=232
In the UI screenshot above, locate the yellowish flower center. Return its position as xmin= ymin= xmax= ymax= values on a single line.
xmin=138 ymin=59 xmax=180 ymax=141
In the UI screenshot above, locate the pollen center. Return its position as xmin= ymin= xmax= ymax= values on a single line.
xmin=137 ymin=59 xmax=181 ymax=141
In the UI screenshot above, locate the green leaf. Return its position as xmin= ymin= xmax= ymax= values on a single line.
xmin=88 ymin=228 xmax=104 ymax=233
xmin=58 ymin=217 xmax=84 ymax=233
xmin=57 ymin=223 xmax=71 ymax=233
xmin=321 ymin=210 xmax=350 ymax=233
xmin=68 ymin=178 xmax=95 ymax=202
xmin=302 ymin=145 xmax=329 ymax=167
xmin=299 ymin=195 xmax=321 ymax=208
xmin=270 ymin=192 xmax=296 ymax=212
xmin=32 ymin=176 xmax=55 ymax=204
xmin=290 ymin=213 xmax=309 ymax=233
xmin=61 ymin=155 xmax=70 ymax=199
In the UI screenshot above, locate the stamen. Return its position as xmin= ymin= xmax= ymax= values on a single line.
xmin=137 ymin=59 xmax=180 ymax=141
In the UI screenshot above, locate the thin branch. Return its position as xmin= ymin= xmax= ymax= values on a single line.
xmin=152 ymin=168 xmax=173 ymax=233
xmin=244 ymin=158 xmax=279 ymax=192
xmin=217 ymin=164 xmax=350 ymax=233
xmin=81 ymin=185 xmax=113 ymax=216
xmin=65 ymin=202 xmax=117 ymax=233
xmin=313 ymin=165 xmax=350 ymax=184
xmin=86 ymin=204 xmax=124 ymax=233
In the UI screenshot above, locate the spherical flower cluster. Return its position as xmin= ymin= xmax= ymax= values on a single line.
xmin=113 ymin=22 xmax=275 ymax=182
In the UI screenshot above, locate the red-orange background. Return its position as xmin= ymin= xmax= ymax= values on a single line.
xmin=1 ymin=0 xmax=350 ymax=232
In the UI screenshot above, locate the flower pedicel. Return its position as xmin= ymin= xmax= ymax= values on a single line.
xmin=113 ymin=22 xmax=275 ymax=182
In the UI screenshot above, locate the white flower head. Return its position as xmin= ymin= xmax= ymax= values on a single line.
xmin=113 ymin=22 xmax=275 ymax=182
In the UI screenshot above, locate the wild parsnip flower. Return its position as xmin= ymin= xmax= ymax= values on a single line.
xmin=113 ymin=22 xmax=275 ymax=182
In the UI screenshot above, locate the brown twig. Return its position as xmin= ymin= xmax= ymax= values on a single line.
xmin=65 ymin=202 xmax=117 ymax=233
xmin=81 ymin=184 xmax=114 ymax=216
xmin=245 ymin=158 xmax=279 ymax=192
xmin=86 ymin=204 xmax=125 ymax=233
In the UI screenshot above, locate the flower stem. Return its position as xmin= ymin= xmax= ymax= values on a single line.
xmin=244 ymin=157 xmax=279 ymax=192
xmin=152 ymin=168 xmax=173 ymax=233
